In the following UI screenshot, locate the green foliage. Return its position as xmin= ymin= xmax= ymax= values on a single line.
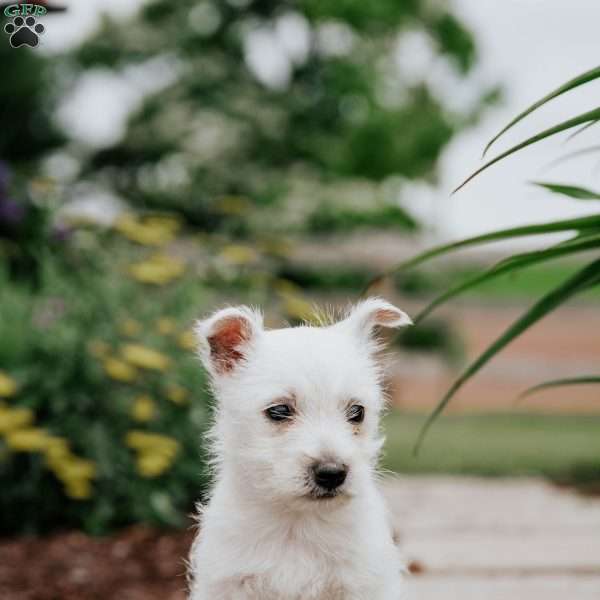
xmin=0 ymin=173 xmax=61 ymax=288
xmin=415 ymin=258 xmax=600 ymax=451
xmin=300 ymin=0 xmax=417 ymax=29
xmin=454 ymin=106 xmax=600 ymax=193
xmin=305 ymin=202 xmax=418 ymax=234
xmin=0 ymin=44 xmax=64 ymax=168
xmin=374 ymin=214 xmax=600 ymax=279
xmin=532 ymin=181 xmax=600 ymax=200
xmin=395 ymin=318 xmax=463 ymax=365
xmin=413 ymin=234 xmax=600 ymax=323
xmin=274 ymin=263 xmax=371 ymax=291
xmin=519 ymin=376 xmax=600 ymax=400
xmin=0 ymin=0 xmax=491 ymax=533
xmin=378 ymin=65 xmax=600 ymax=450
xmin=69 ymin=0 xmax=491 ymax=230
xmin=483 ymin=65 xmax=600 ymax=156
xmin=0 ymin=225 xmax=213 ymax=535
xmin=430 ymin=12 xmax=476 ymax=73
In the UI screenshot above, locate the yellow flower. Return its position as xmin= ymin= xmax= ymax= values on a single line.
xmin=0 ymin=406 xmax=34 ymax=434
xmin=273 ymin=278 xmax=302 ymax=295
xmin=258 ymin=237 xmax=293 ymax=258
xmin=125 ymin=430 xmax=180 ymax=455
xmin=30 ymin=177 xmax=56 ymax=195
xmin=58 ymin=458 xmax=97 ymax=481
xmin=50 ymin=455 xmax=97 ymax=482
xmin=136 ymin=452 xmax=173 ymax=478
xmin=103 ymin=357 xmax=138 ymax=383
xmin=165 ymin=384 xmax=188 ymax=405
xmin=64 ymin=478 xmax=92 ymax=500
xmin=114 ymin=214 xmax=180 ymax=247
xmin=128 ymin=254 xmax=185 ymax=285
xmin=156 ymin=317 xmax=176 ymax=335
xmin=119 ymin=319 xmax=142 ymax=337
xmin=88 ymin=340 xmax=110 ymax=358
xmin=0 ymin=371 xmax=18 ymax=397
xmin=126 ymin=430 xmax=180 ymax=477
xmin=121 ymin=344 xmax=170 ymax=371
xmin=216 ymin=195 xmax=251 ymax=216
xmin=5 ymin=428 xmax=50 ymax=452
xmin=144 ymin=215 xmax=181 ymax=233
xmin=43 ymin=436 xmax=71 ymax=464
xmin=274 ymin=280 xmax=315 ymax=322
xmin=45 ymin=445 xmax=97 ymax=500
xmin=281 ymin=294 xmax=315 ymax=322
xmin=131 ymin=395 xmax=157 ymax=422
xmin=219 ymin=244 xmax=258 ymax=265
xmin=178 ymin=330 xmax=196 ymax=351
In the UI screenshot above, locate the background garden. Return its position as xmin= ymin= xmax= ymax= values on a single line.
xmin=1 ymin=1 xmax=599 ymax=598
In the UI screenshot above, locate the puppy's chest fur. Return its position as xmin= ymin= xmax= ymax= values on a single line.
xmin=201 ymin=533 xmax=383 ymax=600
xmin=191 ymin=502 xmax=398 ymax=600
xmin=238 ymin=564 xmax=350 ymax=600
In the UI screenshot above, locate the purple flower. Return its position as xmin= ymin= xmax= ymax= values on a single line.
xmin=0 ymin=197 xmax=26 ymax=226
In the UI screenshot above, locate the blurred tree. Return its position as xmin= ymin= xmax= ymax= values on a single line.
xmin=69 ymin=0 xmax=495 ymax=233
xmin=0 ymin=38 xmax=64 ymax=285
xmin=0 ymin=43 xmax=63 ymax=169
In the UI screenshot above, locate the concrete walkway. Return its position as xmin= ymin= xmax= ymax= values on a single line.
xmin=382 ymin=477 xmax=600 ymax=599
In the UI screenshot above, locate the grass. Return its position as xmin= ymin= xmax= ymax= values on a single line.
xmin=382 ymin=411 xmax=600 ymax=483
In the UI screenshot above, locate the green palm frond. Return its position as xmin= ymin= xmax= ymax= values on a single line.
xmin=414 ymin=258 xmax=600 ymax=453
xmin=484 ymin=65 xmax=600 ymax=156
xmin=532 ymin=182 xmax=600 ymax=200
xmin=519 ymin=376 xmax=600 ymax=399
xmin=455 ymin=107 xmax=600 ymax=193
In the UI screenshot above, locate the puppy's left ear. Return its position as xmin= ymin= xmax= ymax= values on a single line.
xmin=342 ymin=297 xmax=412 ymax=341
xmin=195 ymin=306 xmax=263 ymax=378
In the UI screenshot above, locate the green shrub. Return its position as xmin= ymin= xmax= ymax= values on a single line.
xmin=0 ymin=219 xmax=213 ymax=535
xmin=305 ymin=203 xmax=418 ymax=234
xmin=395 ymin=318 xmax=463 ymax=365
xmin=374 ymin=65 xmax=600 ymax=450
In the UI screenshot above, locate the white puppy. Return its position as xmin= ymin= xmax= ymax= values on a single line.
xmin=188 ymin=298 xmax=411 ymax=600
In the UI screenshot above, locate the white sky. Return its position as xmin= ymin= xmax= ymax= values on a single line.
xmin=38 ymin=0 xmax=600 ymax=241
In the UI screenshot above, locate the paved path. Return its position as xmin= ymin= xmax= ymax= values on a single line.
xmin=382 ymin=477 xmax=600 ymax=599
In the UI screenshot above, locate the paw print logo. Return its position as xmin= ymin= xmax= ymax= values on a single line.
xmin=4 ymin=16 xmax=45 ymax=48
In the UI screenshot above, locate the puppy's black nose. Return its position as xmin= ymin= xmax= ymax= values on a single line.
xmin=312 ymin=462 xmax=348 ymax=491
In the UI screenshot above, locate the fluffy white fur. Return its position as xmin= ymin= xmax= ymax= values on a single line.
xmin=188 ymin=298 xmax=411 ymax=600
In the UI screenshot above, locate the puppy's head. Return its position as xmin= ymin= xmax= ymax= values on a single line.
xmin=195 ymin=298 xmax=411 ymax=507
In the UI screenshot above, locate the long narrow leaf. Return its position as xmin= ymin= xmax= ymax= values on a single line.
xmin=519 ymin=376 xmax=600 ymax=399
xmin=413 ymin=258 xmax=600 ymax=453
xmin=532 ymin=181 xmax=600 ymax=200
xmin=414 ymin=234 xmax=600 ymax=323
xmin=363 ymin=214 xmax=600 ymax=295
xmin=563 ymin=120 xmax=600 ymax=144
xmin=544 ymin=145 xmax=600 ymax=171
xmin=454 ymin=107 xmax=600 ymax=194
xmin=484 ymin=65 xmax=600 ymax=156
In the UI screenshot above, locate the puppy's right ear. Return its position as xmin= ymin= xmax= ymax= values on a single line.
xmin=194 ymin=306 xmax=263 ymax=378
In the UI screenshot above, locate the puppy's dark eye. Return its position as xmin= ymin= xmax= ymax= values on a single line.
xmin=265 ymin=404 xmax=293 ymax=421
xmin=347 ymin=405 xmax=364 ymax=424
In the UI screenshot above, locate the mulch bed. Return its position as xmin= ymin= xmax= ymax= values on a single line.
xmin=0 ymin=524 xmax=427 ymax=599
xmin=0 ymin=526 xmax=195 ymax=600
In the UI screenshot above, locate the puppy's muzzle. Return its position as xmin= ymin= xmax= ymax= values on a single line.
xmin=311 ymin=461 xmax=348 ymax=492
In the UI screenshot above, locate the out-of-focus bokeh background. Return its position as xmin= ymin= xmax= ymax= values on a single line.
xmin=1 ymin=1 xmax=599 ymax=598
